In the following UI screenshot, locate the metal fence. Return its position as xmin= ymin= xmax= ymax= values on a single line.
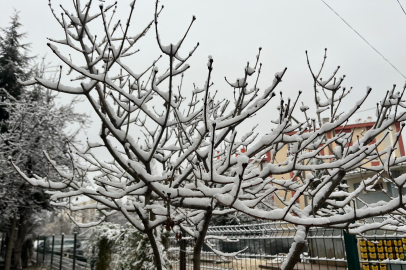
xmin=4 ymin=220 xmax=406 ymax=269
xmin=168 ymin=222 xmax=406 ymax=270
xmin=33 ymin=234 xmax=90 ymax=270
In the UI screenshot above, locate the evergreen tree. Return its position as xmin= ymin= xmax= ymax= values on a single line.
xmin=0 ymin=11 xmax=33 ymax=99
xmin=0 ymin=12 xmax=34 ymax=270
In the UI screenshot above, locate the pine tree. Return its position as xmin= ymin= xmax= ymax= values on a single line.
xmin=0 ymin=11 xmax=33 ymax=99
xmin=0 ymin=12 xmax=34 ymax=270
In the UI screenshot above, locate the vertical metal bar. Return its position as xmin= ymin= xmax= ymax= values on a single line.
xmin=50 ymin=235 xmax=55 ymax=270
xmin=309 ymin=230 xmax=314 ymax=270
xmin=314 ymin=228 xmax=321 ymax=270
xmin=37 ymin=235 xmax=40 ymax=265
xmin=331 ymin=229 xmax=338 ymax=270
xmin=244 ymin=238 xmax=248 ymax=270
xmin=0 ymin=233 xmax=3 ymax=258
xmin=322 ymin=228 xmax=327 ymax=270
xmin=263 ymin=235 xmax=267 ymax=269
xmin=254 ymin=236 xmax=258 ymax=270
xmin=43 ymin=236 xmax=46 ymax=265
xmin=343 ymin=230 xmax=360 ymax=270
xmin=72 ymin=233 xmax=77 ymax=270
xmin=180 ymin=229 xmax=186 ymax=270
xmin=59 ymin=234 xmax=64 ymax=270
xmin=340 ymin=230 xmax=347 ymax=269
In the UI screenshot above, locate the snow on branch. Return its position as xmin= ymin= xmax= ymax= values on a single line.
xmin=14 ymin=1 xmax=406 ymax=269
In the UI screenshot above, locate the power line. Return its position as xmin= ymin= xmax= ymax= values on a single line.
xmin=353 ymin=107 xmax=375 ymax=114
xmin=321 ymin=0 xmax=406 ymax=80
xmin=397 ymin=0 xmax=406 ymax=16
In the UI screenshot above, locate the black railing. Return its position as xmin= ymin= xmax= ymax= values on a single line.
xmin=34 ymin=234 xmax=89 ymax=270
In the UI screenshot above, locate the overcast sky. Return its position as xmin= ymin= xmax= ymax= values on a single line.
xmin=2 ymin=0 xmax=406 ymax=145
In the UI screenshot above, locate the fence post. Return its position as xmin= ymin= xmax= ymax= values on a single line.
xmin=343 ymin=230 xmax=360 ymax=270
xmin=59 ymin=233 xmax=64 ymax=270
xmin=50 ymin=235 xmax=55 ymax=269
xmin=179 ymin=229 xmax=187 ymax=270
xmin=36 ymin=235 xmax=40 ymax=265
xmin=42 ymin=236 xmax=46 ymax=265
xmin=0 ymin=233 xmax=3 ymax=258
xmin=72 ymin=233 xmax=77 ymax=270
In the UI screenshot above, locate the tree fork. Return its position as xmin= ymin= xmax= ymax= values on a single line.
xmin=282 ymin=170 xmax=346 ymax=269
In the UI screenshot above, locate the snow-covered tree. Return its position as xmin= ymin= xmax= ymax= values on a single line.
xmin=0 ymin=11 xmax=33 ymax=100
xmin=0 ymin=60 xmax=89 ymax=269
xmin=14 ymin=1 xmax=406 ymax=270
xmin=0 ymin=13 xmax=36 ymax=270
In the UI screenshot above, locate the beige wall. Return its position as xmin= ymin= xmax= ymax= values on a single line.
xmin=259 ymin=122 xmax=405 ymax=210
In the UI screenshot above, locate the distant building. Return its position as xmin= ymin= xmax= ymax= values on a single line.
xmin=70 ymin=196 xmax=98 ymax=224
xmin=342 ymin=122 xmax=406 ymax=208
xmin=254 ymin=121 xmax=405 ymax=209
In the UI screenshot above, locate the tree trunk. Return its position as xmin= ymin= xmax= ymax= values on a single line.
xmin=146 ymin=229 xmax=162 ymax=270
xmin=5 ymin=216 xmax=17 ymax=270
xmin=193 ymin=209 xmax=213 ymax=270
xmin=282 ymin=170 xmax=346 ymax=269
xmin=21 ymin=239 xmax=32 ymax=268
xmin=14 ymin=214 xmax=29 ymax=269
xmin=281 ymin=226 xmax=310 ymax=270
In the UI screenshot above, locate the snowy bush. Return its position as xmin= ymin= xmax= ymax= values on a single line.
xmin=85 ymin=222 xmax=171 ymax=270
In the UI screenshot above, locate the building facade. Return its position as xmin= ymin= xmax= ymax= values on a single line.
xmin=254 ymin=121 xmax=405 ymax=210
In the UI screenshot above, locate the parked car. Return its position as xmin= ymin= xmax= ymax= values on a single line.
xmin=44 ymin=236 xmax=81 ymax=254
xmin=65 ymin=240 xmax=88 ymax=262
xmin=33 ymin=240 xmax=44 ymax=251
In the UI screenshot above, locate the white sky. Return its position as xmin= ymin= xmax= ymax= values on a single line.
xmin=2 ymin=0 xmax=406 ymax=152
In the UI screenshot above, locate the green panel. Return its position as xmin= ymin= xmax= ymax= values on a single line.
xmin=344 ymin=231 xmax=360 ymax=270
